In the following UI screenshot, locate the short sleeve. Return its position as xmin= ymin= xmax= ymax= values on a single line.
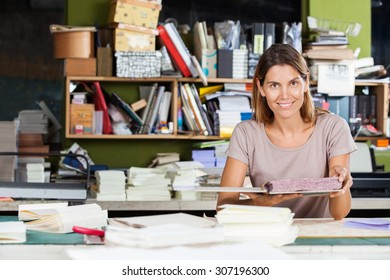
xmin=326 ymin=115 xmax=357 ymax=159
xmin=225 ymin=122 xmax=250 ymax=165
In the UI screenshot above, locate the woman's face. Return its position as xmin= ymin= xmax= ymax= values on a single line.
xmin=257 ymin=64 xmax=308 ymax=120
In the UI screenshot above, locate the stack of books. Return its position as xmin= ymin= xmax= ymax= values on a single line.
xmin=171 ymin=161 xmax=204 ymax=200
xmin=126 ymin=167 xmax=172 ymax=201
xmin=26 ymin=163 xmax=45 ymax=183
xmin=216 ymin=204 xmax=298 ymax=247
xmin=95 ymin=170 xmax=127 ymax=201
xmin=217 ymin=95 xmax=252 ymax=138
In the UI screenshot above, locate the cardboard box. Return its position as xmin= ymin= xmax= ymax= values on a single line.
xmin=108 ymin=0 xmax=162 ymax=29
xmin=64 ymin=58 xmax=96 ymax=76
xmin=113 ymin=24 xmax=157 ymax=51
xmin=52 ymin=31 xmax=95 ymax=58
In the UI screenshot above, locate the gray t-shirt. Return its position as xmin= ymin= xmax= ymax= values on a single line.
xmin=226 ymin=113 xmax=357 ymax=218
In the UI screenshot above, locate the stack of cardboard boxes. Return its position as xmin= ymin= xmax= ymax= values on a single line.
xmin=50 ymin=24 xmax=97 ymax=76
xmin=108 ymin=0 xmax=163 ymax=78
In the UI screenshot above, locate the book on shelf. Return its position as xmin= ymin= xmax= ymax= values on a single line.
xmin=20 ymin=203 xmax=108 ymax=233
xmin=355 ymin=64 xmax=387 ymax=79
xmin=140 ymin=83 xmax=159 ymax=127
xmin=163 ymin=22 xmax=198 ymax=77
xmin=191 ymin=55 xmax=208 ymax=86
xmin=183 ymin=83 xmax=208 ymax=135
xmin=179 ymin=83 xmax=201 ymax=133
xmin=157 ymin=25 xmax=191 ymax=77
xmin=111 ymin=92 xmax=143 ymax=128
xmin=304 ymin=48 xmax=354 ymax=60
xmin=91 ymin=81 xmax=113 ymax=134
xmin=0 ymin=221 xmax=26 ymax=243
xmin=143 ymin=85 xmax=165 ymax=134
xmin=189 ymin=84 xmax=214 ymax=135
xmin=157 ymin=90 xmax=172 ymax=132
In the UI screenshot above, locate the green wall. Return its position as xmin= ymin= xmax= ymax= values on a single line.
xmin=302 ymin=0 xmax=371 ymax=58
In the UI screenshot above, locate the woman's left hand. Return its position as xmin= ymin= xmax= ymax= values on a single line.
xmin=329 ymin=165 xmax=352 ymax=198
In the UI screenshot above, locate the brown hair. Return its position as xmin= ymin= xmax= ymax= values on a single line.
xmin=252 ymin=44 xmax=316 ymax=124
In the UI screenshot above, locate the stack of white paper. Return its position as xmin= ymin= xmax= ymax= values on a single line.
xmin=95 ymin=170 xmax=127 ymax=201
xmin=216 ymin=204 xmax=298 ymax=247
xmin=0 ymin=221 xmax=26 ymax=243
xmin=126 ymin=167 xmax=172 ymax=201
xmin=26 ymin=163 xmax=45 ymax=183
xmin=171 ymin=161 xmax=204 ymax=200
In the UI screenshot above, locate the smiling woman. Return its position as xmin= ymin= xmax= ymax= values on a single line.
xmin=217 ymin=44 xmax=357 ymax=220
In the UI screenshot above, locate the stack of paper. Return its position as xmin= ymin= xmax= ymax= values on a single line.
xmin=172 ymin=161 xmax=203 ymax=188
xmin=18 ymin=110 xmax=48 ymax=134
xmin=105 ymin=212 xmax=223 ymax=248
xmin=19 ymin=203 xmax=107 ymax=233
xmin=126 ymin=167 xmax=171 ymax=201
xmin=0 ymin=221 xmax=26 ymax=243
xmin=95 ymin=170 xmax=127 ymax=201
xmin=216 ymin=204 xmax=298 ymax=247
xmin=26 ymin=163 xmax=45 ymax=183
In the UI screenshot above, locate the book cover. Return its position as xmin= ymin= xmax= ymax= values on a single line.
xmin=164 ymin=22 xmax=198 ymax=77
xmin=92 ymin=82 xmax=113 ymax=134
xmin=184 ymin=83 xmax=207 ymax=135
xmin=140 ymin=83 xmax=158 ymax=126
xmin=179 ymin=83 xmax=198 ymax=131
xmin=157 ymin=25 xmax=191 ymax=77
xmin=190 ymin=84 xmax=214 ymax=135
xmin=111 ymin=92 xmax=143 ymax=127
xmin=144 ymin=86 xmax=165 ymax=134
xmin=157 ymin=91 xmax=172 ymax=130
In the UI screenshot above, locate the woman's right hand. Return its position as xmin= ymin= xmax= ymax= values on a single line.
xmin=245 ymin=192 xmax=303 ymax=206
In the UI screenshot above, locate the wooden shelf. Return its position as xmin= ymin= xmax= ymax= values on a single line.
xmin=64 ymin=76 xmax=250 ymax=140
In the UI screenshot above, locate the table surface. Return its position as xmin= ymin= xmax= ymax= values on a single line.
xmin=1 ymin=217 xmax=390 ymax=260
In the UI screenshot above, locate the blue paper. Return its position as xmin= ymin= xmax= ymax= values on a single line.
xmin=344 ymin=218 xmax=390 ymax=230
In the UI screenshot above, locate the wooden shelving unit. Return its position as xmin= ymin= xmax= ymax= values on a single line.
xmin=64 ymin=76 xmax=251 ymax=140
